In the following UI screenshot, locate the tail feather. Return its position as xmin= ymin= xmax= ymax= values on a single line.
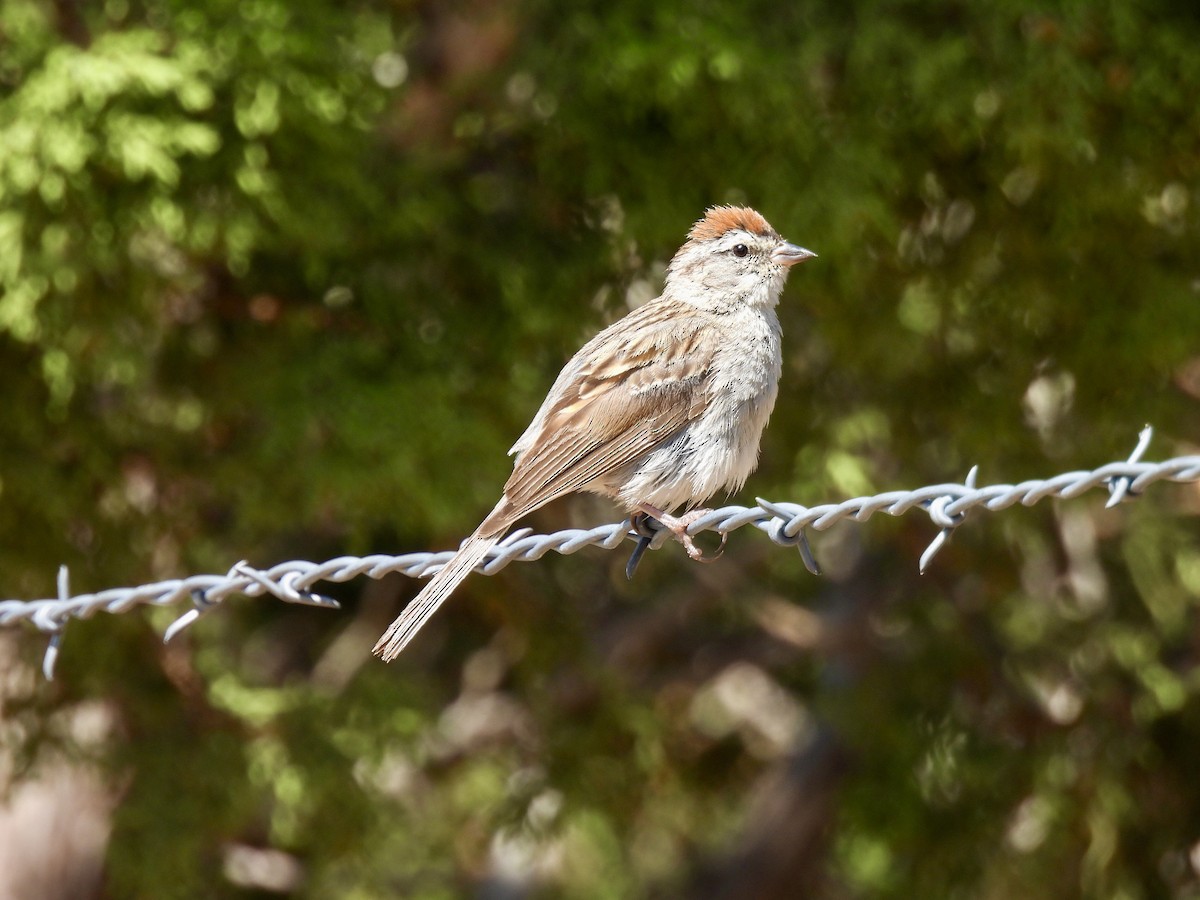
xmin=373 ymin=532 xmax=500 ymax=661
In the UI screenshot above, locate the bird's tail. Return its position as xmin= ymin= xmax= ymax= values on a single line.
xmin=373 ymin=531 xmax=501 ymax=662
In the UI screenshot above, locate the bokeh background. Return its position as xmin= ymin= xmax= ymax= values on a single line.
xmin=2 ymin=0 xmax=1200 ymax=896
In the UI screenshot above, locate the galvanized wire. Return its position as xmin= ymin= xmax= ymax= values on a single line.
xmin=3 ymin=428 xmax=1198 ymax=678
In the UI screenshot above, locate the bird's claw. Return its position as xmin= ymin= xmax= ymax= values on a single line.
xmin=696 ymin=530 xmax=728 ymax=563
xmin=626 ymin=507 xmax=725 ymax=578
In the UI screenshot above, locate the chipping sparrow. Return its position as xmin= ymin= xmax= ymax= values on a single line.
xmin=374 ymin=206 xmax=814 ymax=661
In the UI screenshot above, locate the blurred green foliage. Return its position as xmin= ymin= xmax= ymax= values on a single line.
xmin=1 ymin=0 xmax=1199 ymax=897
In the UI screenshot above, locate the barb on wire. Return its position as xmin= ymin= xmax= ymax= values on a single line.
xmin=1106 ymin=425 xmax=1154 ymax=508
xmin=755 ymin=498 xmax=821 ymax=575
xmin=919 ymin=465 xmax=979 ymax=574
xmin=3 ymin=430 xmax=1199 ymax=670
xmin=162 ymin=588 xmax=219 ymax=645
xmin=38 ymin=565 xmax=71 ymax=680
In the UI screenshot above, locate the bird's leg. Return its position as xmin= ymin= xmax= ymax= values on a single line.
xmin=634 ymin=504 xmax=727 ymax=564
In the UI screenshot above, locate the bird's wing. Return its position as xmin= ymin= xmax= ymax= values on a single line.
xmin=483 ymin=302 xmax=714 ymax=531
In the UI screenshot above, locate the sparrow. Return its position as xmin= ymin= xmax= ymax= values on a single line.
xmin=374 ymin=206 xmax=814 ymax=660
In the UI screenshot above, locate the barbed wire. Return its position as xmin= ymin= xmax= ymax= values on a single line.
xmin=3 ymin=428 xmax=1198 ymax=679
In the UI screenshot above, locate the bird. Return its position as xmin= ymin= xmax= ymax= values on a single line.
xmin=374 ymin=206 xmax=814 ymax=661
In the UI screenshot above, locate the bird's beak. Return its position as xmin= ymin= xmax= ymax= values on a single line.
xmin=772 ymin=243 xmax=817 ymax=267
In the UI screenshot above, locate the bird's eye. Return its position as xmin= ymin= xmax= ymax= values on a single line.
xmin=733 ymin=244 xmax=749 ymax=258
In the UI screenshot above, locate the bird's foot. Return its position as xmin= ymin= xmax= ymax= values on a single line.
xmin=633 ymin=505 xmax=726 ymax=563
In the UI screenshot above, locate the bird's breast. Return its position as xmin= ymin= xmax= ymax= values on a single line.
xmin=693 ymin=312 xmax=782 ymax=494
xmin=614 ymin=308 xmax=783 ymax=510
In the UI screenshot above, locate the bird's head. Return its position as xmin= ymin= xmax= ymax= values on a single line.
xmin=665 ymin=206 xmax=815 ymax=310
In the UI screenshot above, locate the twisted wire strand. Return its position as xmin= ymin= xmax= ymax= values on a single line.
xmin=3 ymin=434 xmax=1199 ymax=678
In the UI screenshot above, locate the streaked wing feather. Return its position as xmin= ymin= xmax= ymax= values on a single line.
xmin=491 ymin=307 xmax=713 ymax=527
xmin=510 ymin=301 xmax=702 ymax=458
xmin=509 ymin=385 xmax=692 ymax=500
